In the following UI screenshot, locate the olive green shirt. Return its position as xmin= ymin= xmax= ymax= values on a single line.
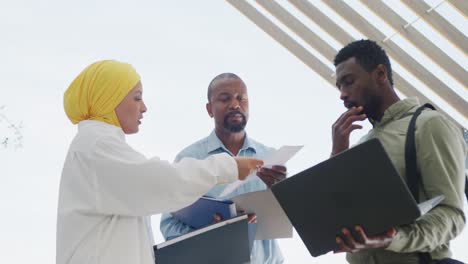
xmin=347 ymin=98 xmax=466 ymax=264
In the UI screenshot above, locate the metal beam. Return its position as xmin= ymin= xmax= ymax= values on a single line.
xmin=392 ymin=73 xmax=465 ymax=130
xmin=225 ymin=0 xmax=335 ymax=86
xmin=254 ymin=0 xmax=336 ymax=60
xmin=401 ymin=0 xmax=468 ymax=55
xmin=448 ymin=0 xmax=468 ymax=16
xmin=362 ymin=0 xmax=468 ymax=87
xmin=323 ymin=0 xmax=468 ymax=119
xmin=288 ymin=0 xmax=354 ymax=45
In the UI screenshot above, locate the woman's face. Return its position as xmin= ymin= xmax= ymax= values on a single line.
xmin=115 ymin=81 xmax=147 ymax=134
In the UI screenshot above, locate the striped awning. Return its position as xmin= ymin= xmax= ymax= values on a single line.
xmin=226 ymin=0 xmax=467 ymax=130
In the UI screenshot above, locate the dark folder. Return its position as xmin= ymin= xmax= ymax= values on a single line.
xmin=154 ymin=215 xmax=253 ymax=264
xmin=271 ymin=138 xmax=424 ymax=257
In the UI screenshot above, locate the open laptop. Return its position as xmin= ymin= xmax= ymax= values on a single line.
xmin=271 ymin=138 xmax=443 ymax=257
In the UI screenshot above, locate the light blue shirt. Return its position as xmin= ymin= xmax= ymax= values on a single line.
xmin=160 ymin=131 xmax=284 ymax=264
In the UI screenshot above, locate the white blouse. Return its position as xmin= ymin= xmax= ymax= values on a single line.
xmin=56 ymin=120 xmax=237 ymax=264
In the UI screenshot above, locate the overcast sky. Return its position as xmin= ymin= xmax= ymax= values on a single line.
xmin=0 ymin=1 xmax=466 ymax=263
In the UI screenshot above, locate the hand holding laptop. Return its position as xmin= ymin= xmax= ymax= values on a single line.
xmin=334 ymin=226 xmax=397 ymax=254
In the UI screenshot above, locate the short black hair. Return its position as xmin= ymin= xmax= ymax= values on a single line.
xmin=207 ymin=73 xmax=241 ymax=102
xmin=334 ymin=39 xmax=393 ymax=86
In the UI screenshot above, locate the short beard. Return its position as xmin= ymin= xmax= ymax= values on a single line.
xmin=363 ymin=93 xmax=382 ymax=121
xmin=223 ymin=111 xmax=247 ymax=133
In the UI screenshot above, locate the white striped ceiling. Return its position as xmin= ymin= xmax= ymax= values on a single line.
xmin=226 ymin=0 xmax=467 ymax=130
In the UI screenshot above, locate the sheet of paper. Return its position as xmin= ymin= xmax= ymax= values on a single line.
xmin=262 ymin=145 xmax=304 ymax=168
xmin=219 ymin=145 xmax=303 ymax=198
xmin=417 ymin=195 xmax=444 ymax=215
xmin=232 ymin=189 xmax=293 ymax=240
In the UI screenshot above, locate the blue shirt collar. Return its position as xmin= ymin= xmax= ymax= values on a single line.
xmin=206 ymin=130 xmax=257 ymax=156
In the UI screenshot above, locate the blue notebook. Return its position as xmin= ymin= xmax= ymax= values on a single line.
xmin=172 ymin=196 xmax=237 ymax=229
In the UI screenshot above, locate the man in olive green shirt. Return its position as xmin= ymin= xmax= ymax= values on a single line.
xmin=331 ymin=39 xmax=466 ymax=263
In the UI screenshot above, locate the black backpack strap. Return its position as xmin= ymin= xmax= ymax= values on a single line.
xmin=405 ymin=103 xmax=435 ymax=202
xmin=405 ymin=103 xmax=468 ymax=202
xmin=404 ymin=103 xmax=435 ymax=264
xmin=405 ymin=103 xmax=468 ymax=264
xmin=465 ymin=176 xmax=468 ymax=200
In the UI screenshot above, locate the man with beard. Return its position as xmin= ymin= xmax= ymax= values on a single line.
xmin=160 ymin=73 xmax=286 ymax=263
xmin=331 ymin=39 xmax=466 ymax=263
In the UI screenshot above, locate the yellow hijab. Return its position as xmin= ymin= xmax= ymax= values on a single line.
xmin=64 ymin=60 xmax=141 ymax=127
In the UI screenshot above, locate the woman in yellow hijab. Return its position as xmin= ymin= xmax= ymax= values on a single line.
xmin=57 ymin=60 xmax=262 ymax=264
xmin=64 ymin=60 xmax=142 ymax=131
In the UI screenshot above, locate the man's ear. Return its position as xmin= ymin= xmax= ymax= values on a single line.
xmin=375 ymin=64 xmax=388 ymax=84
xmin=206 ymin=102 xmax=213 ymax=118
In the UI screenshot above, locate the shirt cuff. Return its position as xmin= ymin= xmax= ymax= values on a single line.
xmin=386 ymin=227 xmax=407 ymax=252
